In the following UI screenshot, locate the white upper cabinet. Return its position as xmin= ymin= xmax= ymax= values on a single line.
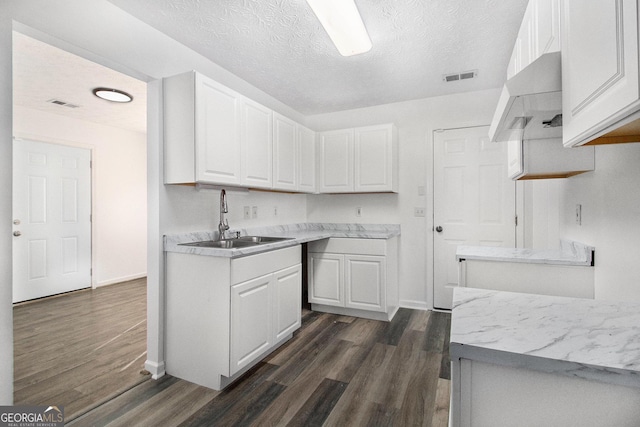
xmin=241 ymin=97 xmax=273 ymax=189
xmin=164 ymin=71 xmax=242 ymax=185
xmin=354 ymin=124 xmax=398 ymax=193
xmin=272 ymin=113 xmax=297 ymax=191
xmin=318 ymin=129 xmax=354 ymax=193
xmin=297 ymin=125 xmax=317 ymax=193
xmin=561 ymin=0 xmax=640 ymax=147
xmin=319 ymin=124 xmax=398 ymax=193
xmin=506 ymin=0 xmax=561 ymax=80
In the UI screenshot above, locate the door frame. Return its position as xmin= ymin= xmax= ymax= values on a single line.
xmin=429 ymin=126 xmax=524 ymax=310
xmin=12 ymin=136 xmax=97 ymax=289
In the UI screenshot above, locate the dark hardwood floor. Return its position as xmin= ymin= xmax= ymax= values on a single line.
xmin=13 ymin=278 xmax=149 ymax=421
xmin=71 ymin=307 xmax=451 ymax=427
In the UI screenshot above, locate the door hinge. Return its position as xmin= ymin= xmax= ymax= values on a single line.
xmin=515 ymin=215 xmax=518 ymax=226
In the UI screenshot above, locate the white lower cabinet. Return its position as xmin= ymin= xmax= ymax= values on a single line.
xmin=308 ymin=237 xmax=398 ymax=321
xmin=166 ymin=245 xmax=301 ymax=390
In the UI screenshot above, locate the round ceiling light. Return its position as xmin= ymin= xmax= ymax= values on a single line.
xmin=92 ymin=87 xmax=133 ymax=103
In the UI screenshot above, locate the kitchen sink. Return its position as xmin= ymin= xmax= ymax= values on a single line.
xmin=236 ymin=236 xmax=294 ymax=243
xmin=179 ymin=236 xmax=294 ymax=249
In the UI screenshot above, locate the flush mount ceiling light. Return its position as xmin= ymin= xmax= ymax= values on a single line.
xmin=306 ymin=0 xmax=372 ymax=56
xmin=92 ymin=87 xmax=133 ymax=103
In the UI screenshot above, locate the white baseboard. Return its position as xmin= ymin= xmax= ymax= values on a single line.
xmin=144 ymin=360 xmax=165 ymax=380
xmin=95 ymin=273 xmax=147 ymax=288
xmin=399 ymin=299 xmax=429 ymax=311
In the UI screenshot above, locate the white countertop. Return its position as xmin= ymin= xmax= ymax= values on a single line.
xmin=450 ymin=287 xmax=640 ymax=389
xmin=456 ymin=239 xmax=594 ymax=266
xmin=164 ymin=223 xmax=401 ymax=258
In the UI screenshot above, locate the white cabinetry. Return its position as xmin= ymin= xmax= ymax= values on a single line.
xmin=318 ymin=129 xmax=354 ymax=193
xmin=165 ymin=245 xmax=301 ymax=390
xmin=241 ymin=98 xmax=272 ymax=189
xmin=507 ymin=138 xmax=594 ymax=179
xmin=272 ymin=113 xmax=297 ymax=191
xmin=164 ymin=71 xmax=242 ymax=185
xmin=318 ymin=124 xmax=397 ymax=193
xmin=308 ymin=237 xmax=398 ymax=321
xmin=297 ymin=125 xmax=317 ymax=193
xmin=562 ymin=0 xmax=640 ymax=146
xmin=506 ymin=0 xmax=561 ymax=80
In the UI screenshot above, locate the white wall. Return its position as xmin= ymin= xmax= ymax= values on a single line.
xmin=306 ymin=89 xmax=501 ymax=309
xmin=13 ymin=106 xmax=147 ymax=286
xmin=554 ymin=143 xmax=640 ymax=302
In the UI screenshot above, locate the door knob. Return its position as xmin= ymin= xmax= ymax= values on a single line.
xmin=13 ymin=231 xmax=21 ymax=237
xmin=435 ymin=226 xmax=443 ymax=233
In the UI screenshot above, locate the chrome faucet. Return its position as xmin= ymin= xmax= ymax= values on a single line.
xmin=218 ymin=189 xmax=229 ymax=240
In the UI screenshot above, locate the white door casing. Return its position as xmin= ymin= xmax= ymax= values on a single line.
xmin=433 ymin=126 xmax=516 ymax=310
xmin=13 ymin=139 xmax=92 ymax=303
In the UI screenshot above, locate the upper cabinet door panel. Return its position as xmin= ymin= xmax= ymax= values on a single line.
xmin=273 ymin=113 xmax=297 ymax=191
xmin=318 ymin=129 xmax=354 ymax=193
xmin=354 ymin=124 xmax=396 ymax=192
xmin=241 ymin=98 xmax=273 ymax=188
xmin=297 ymin=125 xmax=316 ymax=193
xmin=562 ymin=0 xmax=640 ymax=146
xmin=195 ymin=74 xmax=242 ymax=185
xmin=535 ymin=0 xmax=561 ymax=55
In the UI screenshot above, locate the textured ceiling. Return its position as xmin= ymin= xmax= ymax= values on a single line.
xmin=13 ymin=32 xmax=147 ymax=134
xmin=107 ymin=0 xmax=528 ymax=115
xmin=13 ymin=1 xmax=528 ymax=133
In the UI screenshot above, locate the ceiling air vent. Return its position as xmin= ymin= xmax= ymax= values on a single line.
xmin=443 ymin=70 xmax=478 ymax=82
xmin=47 ymin=98 xmax=80 ymax=108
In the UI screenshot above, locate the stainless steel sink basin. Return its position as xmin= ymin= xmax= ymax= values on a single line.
xmin=179 ymin=240 xmax=259 ymax=249
xmin=179 ymin=236 xmax=294 ymax=249
xmin=236 ymin=236 xmax=294 ymax=243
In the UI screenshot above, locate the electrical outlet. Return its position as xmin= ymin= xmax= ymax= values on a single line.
xmin=414 ymin=207 xmax=426 ymax=217
xmin=576 ymin=204 xmax=582 ymax=225
xmin=243 ymin=206 xmax=251 ymax=220
xmin=252 ymin=206 xmax=258 ymax=219
xmin=356 ymin=207 xmax=362 ymax=217
xmin=274 ymin=206 xmax=278 ymax=217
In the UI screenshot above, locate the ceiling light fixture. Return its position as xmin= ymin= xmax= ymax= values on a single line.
xmin=306 ymin=0 xmax=372 ymax=57
xmin=92 ymin=87 xmax=133 ymax=103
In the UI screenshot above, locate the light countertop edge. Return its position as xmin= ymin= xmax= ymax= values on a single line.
xmin=456 ymin=239 xmax=594 ymax=266
xmin=164 ymin=223 xmax=401 ymax=258
xmin=450 ymin=287 xmax=640 ymax=389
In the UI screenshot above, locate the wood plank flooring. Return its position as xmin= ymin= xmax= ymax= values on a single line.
xmin=71 ymin=308 xmax=451 ymax=427
xmin=13 ymin=278 xmax=150 ymax=421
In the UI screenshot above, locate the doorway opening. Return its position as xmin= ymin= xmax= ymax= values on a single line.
xmin=12 ymin=31 xmax=148 ymax=420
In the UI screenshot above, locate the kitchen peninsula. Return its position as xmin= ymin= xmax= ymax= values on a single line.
xmin=164 ymin=223 xmax=399 ymax=390
xmin=449 ymin=287 xmax=640 ymax=427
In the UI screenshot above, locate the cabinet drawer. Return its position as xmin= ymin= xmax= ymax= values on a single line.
xmin=308 ymin=238 xmax=386 ymax=256
xmin=231 ymin=245 xmax=300 ymax=284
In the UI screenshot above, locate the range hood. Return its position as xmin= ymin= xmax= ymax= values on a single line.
xmin=489 ymin=52 xmax=562 ymax=142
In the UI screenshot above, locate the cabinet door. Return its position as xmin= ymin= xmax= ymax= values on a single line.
xmin=308 ymin=253 xmax=344 ymax=306
xmin=241 ymin=98 xmax=273 ymax=188
xmin=534 ymin=0 xmax=561 ymax=56
xmin=230 ymin=274 xmax=272 ymax=375
xmin=273 ymin=264 xmax=302 ymax=342
xmin=354 ymin=124 xmax=396 ymax=192
xmin=344 ymin=255 xmax=385 ymax=312
xmin=273 ymin=113 xmax=297 ymax=191
xmin=195 ymin=74 xmax=242 ymax=185
xmin=298 ymin=125 xmax=316 ymax=193
xmin=562 ymin=0 xmax=640 ymax=146
xmin=318 ymin=129 xmax=353 ymax=193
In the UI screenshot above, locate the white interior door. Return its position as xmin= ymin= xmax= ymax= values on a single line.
xmin=433 ymin=126 xmax=515 ymax=310
xmin=13 ymin=139 xmax=92 ymax=303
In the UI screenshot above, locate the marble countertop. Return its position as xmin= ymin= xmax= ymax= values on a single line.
xmin=451 ymin=287 xmax=640 ymax=389
xmin=456 ymin=239 xmax=594 ymax=266
xmin=164 ymin=223 xmax=401 ymax=258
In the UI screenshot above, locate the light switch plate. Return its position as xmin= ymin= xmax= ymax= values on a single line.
xmin=243 ymin=206 xmax=251 ymax=220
